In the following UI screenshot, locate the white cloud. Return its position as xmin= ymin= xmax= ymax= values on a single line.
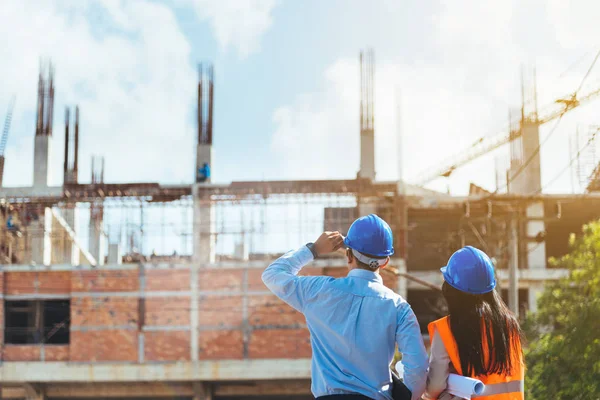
xmin=270 ymin=0 xmax=600 ymax=195
xmin=0 ymin=0 xmax=196 ymax=186
xmin=185 ymin=0 xmax=278 ymax=58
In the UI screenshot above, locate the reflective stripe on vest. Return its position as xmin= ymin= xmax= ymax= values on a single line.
xmin=473 ymin=380 xmax=524 ymax=397
xmin=428 ymin=316 xmax=524 ymax=400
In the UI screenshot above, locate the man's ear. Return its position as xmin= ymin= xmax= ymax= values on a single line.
xmin=380 ymin=257 xmax=390 ymax=269
xmin=346 ymin=248 xmax=353 ymax=263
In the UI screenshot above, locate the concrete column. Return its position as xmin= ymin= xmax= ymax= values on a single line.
xmin=193 ymin=185 xmax=215 ymax=265
xmin=196 ymin=144 xmax=214 ymax=183
xmin=89 ymin=202 xmax=106 ymax=265
xmin=33 ymin=135 xmax=52 ymax=188
xmin=30 ymin=208 xmax=52 ymax=265
xmin=508 ymin=217 xmax=519 ymax=318
xmin=107 ymin=243 xmax=122 ymax=264
xmin=62 ymin=205 xmax=79 ymax=265
xmin=528 ymin=282 xmax=544 ymax=313
xmin=509 ymin=121 xmax=541 ymax=195
xmin=396 ymin=258 xmax=407 ymax=299
xmin=190 ymin=261 xmax=199 ymax=362
xmin=193 ymin=382 xmax=213 ymax=400
xmin=359 ymin=128 xmax=375 ymax=181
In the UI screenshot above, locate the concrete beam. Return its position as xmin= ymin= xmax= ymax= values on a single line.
xmin=13 ymin=381 xmax=312 ymax=398
xmin=405 ymin=269 xmax=569 ymax=290
xmin=44 ymin=383 xmax=193 ymax=398
xmin=2 ymin=386 xmax=27 ymax=399
xmin=214 ymin=380 xmax=311 ymax=396
xmin=0 ymin=359 xmax=312 ymax=383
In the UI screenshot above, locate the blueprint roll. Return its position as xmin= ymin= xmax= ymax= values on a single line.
xmin=394 ymin=361 xmax=404 ymax=379
xmin=447 ymin=373 xmax=485 ymax=399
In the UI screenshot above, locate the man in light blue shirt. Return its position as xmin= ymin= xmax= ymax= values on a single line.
xmin=262 ymin=214 xmax=428 ymax=400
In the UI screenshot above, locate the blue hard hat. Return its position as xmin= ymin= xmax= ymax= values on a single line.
xmin=441 ymin=246 xmax=496 ymax=294
xmin=343 ymin=214 xmax=394 ymax=257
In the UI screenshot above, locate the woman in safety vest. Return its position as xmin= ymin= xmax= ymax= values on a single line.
xmin=423 ymin=246 xmax=524 ymax=400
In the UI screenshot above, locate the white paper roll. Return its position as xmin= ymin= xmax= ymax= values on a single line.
xmin=447 ymin=373 xmax=485 ymax=399
xmin=394 ymin=361 xmax=405 ymax=379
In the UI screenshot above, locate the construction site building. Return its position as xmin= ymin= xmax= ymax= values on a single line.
xmin=0 ymin=54 xmax=599 ymax=399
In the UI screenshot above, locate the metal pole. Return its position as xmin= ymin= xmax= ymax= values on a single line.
xmin=509 ymin=215 xmax=519 ymax=317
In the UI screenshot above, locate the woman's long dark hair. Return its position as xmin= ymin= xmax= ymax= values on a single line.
xmin=442 ymin=281 xmax=524 ymax=377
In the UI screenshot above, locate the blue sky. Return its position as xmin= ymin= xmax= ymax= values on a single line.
xmin=1 ymin=0 xmax=600 ymax=195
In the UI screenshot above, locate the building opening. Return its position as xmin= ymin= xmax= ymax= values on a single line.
xmin=4 ymin=299 xmax=70 ymax=344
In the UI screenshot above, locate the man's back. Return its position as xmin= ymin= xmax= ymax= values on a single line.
xmin=262 ymin=247 xmax=428 ymax=400
xmin=304 ymin=270 xmax=406 ymax=399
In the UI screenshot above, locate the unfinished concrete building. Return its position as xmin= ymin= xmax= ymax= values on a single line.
xmin=0 ymin=55 xmax=599 ymax=399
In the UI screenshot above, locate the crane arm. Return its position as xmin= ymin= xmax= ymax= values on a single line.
xmin=413 ymin=87 xmax=600 ymax=186
xmin=0 ymin=96 xmax=16 ymax=157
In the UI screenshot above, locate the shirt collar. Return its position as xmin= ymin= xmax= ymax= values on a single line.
xmin=348 ymin=269 xmax=383 ymax=284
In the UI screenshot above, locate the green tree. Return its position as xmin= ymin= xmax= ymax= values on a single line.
xmin=525 ymin=221 xmax=600 ymax=399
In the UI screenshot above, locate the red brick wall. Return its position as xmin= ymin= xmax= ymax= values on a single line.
xmin=0 ymin=264 xmax=399 ymax=363
xmin=70 ymin=330 xmax=138 ymax=362
xmin=146 ymin=269 xmax=190 ymax=291
xmin=200 ymin=269 xmax=244 ymax=292
xmin=5 ymin=272 xmax=36 ymax=294
xmin=71 ymin=296 xmax=138 ymax=327
xmin=145 ymin=331 xmax=190 ymax=361
xmin=199 ymin=330 xmax=244 ymax=360
xmin=249 ymin=329 xmax=311 ymax=358
xmin=3 ymin=345 xmax=41 ymax=361
xmin=45 ymin=345 xmax=69 ymax=361
xmin=199 ymin=295 xmax=243 ymax=327
xmin=71 ymin=270 xmax=138 ymax=292
xmin=37 ymin=271 xmax=71 ymax=294
xmin=145 ymin=297 xmax=190 ymax=326
xmin=248 ymin=295 xmax=304 ymax=326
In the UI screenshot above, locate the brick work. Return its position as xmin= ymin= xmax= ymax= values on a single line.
xmin=248 ymin=295 xmax=304 ymax=326
xmin=71 ymin=270 xmax=138 ymax=292
xmin=247 ymin=269 xmax=266 ymax=292
xmin=199 ymin=330 xmax=243 ymax=360
xmin=145 ymin=297 xmax=190 ymax=326
xmin=144 ymin=331 xmax=190 ymax=361
xmin=199 ymin=269 xmax=243 ymax=292
xmin=146 ymin=269 xmax=190 ymax=291
xmin=37 ymin=271 xmax=71 ymax=294
xmin=70 ymin=330 xmax=138 ymax=362
xmin=3 ymin=345 xmax=41 ymax=361
xmin=45 ymin=345 xmax=69 ymax=361
xmin=249 ymin=328 xmax=311 ymax=359
xmin=71 ymin=297 xmax=138 ymax=327
xmin=5 ymin=271 xmax=36 ymax=294
xmin=199 ymin=296 xmax=243 ymax=327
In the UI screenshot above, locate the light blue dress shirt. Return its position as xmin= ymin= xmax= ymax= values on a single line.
xmin=262 ymin=246 xmax=428 ymax=400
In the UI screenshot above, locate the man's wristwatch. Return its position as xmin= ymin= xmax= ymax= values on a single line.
xmin=306 ymin=242 xmax=318 ymax=259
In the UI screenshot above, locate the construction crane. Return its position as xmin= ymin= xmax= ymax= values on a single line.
xmin=0 ymin=96 xmax=16 ymax=187
xmin=413 ymin=86 xmax=600 ymax=186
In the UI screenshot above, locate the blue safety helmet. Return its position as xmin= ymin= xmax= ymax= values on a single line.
xmin=343 ymin=214 xmax=394 ymax=257
xmin=441 ymin=246 xmax=496 ymax=295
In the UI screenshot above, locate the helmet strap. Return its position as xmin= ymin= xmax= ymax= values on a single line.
xmin=351 ymin=249 xmax=389 ymax=270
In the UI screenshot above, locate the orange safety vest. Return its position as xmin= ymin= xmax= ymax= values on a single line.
xmin=428 ymin=317 xmax=524 ymax=400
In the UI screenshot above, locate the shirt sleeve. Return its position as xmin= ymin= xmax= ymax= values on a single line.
xmin=423 ymin=328 xmax=452 ymax=400
xmin=261 ymin=246 xmax=332 ymax=313
xmin=395 ymin=303 xmax=429 ymax=400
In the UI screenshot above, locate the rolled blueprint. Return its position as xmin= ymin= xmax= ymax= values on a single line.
xmin=394 ymin=361 xmax=404 ymax=379
xmin=447 ymin=373 xmax=485 ymax=399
